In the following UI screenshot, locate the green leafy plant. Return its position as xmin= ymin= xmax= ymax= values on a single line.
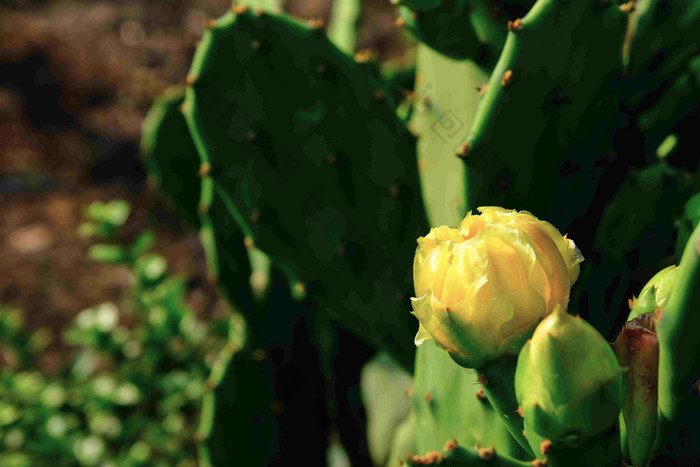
xmin=0 ymin=200 xmax=235 ymax=467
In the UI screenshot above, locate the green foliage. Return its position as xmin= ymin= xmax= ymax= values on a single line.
xmin=0 ymin=201 xmax=231 ymax=467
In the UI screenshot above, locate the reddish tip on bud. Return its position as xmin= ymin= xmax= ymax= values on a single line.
xmin=614 ymin=313 xmax=659 ymax=466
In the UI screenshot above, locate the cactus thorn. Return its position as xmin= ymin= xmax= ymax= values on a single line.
xmin=619 ymin=0 xmax=636 ymax=13
xmin=515 ymin=406 xmax=524 ymax=417
xmin=456 ymin=142 xmax=470 ymax=159
xmin=531 ymin=459 xmax=548 ymax=467
xmin=411 ymin=451 xmax=444 ymax=465
xmin=476 ymin=388 xmax=487 ymax=401
xmin=270 ymin=400 xmax=284 ymax=414
xmin=198 ymin=162 xmax=210 ymax=177
xmin=184 ymin=74 xmax=197 ymax=86
xmin=508 ymin=19 xmax=523 ymax=32
xmin=204 ymin=379 xmax=217 ymax=391
xmin=478 ymin=372 xmax=488 ymax=385
xmin=232 ymin=4 xmax=249 ymax=15
xmin=654 ymin=307 xmax=664 ymax=321
xmin=307 ymin=18 xmax=325 ymax=30
xmin=253 ymin=7 xmax=265 ymax=16
xmin=253 ymin=348 xmax=267 ymax=361
xmin=203 ymin=18 xmax=216 ymax=29
xmin=355 ymin=49 xmax=373 ymax=63
xmin=695 ymin=237 xmax=700 ymax=254
xmin=395 ymin=17 xmax=405 ymax=28
xmin=294 ymin=282 xmax=307 ymax=296
xmin=246 ymin=130 xmax=259 ymax=142
xmin=501 ymin=70 xmax=514 ymax=86
xmin=444 ymin=438 xmax=458 ymax=452
xmin=424 ymin=391 xmax=433 ymax=403
xmin=522 ymin=429 xmax=527 ymax=438
xmin=193 ymin=431 xmax=206 ymax=443
xmin=540 ymin=440 xmax=552 ymax=455
xmin=478 ymin=446 xmax=496 ymax=459
xmin=475 ymin=85 xmax=488 ymax=96
xmin=405 ymin=387 xmax=414 ymax=398
xmin=243 ymin=236 xmax=254 ymax=249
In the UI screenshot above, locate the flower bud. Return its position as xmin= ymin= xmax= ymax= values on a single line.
xmin=515 ymin=309 xmax=627 ymax=443
xmin=629 ymin=265 xmax=678 ymax=320
xmin=614 ymin=313 xmax=659 ymax=467
xmin=411 ymin=207 xmax=583 ymax=368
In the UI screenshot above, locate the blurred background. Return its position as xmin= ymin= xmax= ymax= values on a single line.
xmin=0 ymin=1 xmax=414 ymax=465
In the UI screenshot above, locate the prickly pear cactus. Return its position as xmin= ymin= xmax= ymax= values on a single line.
xmin=141 ymin=86 xmax=201 ymax=227
xmin=396 ymin=0 xmax=507 ymax=63
xmin=182 ymin=7 xmax=428 ymax=367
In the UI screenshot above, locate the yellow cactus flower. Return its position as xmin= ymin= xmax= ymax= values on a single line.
xmin=411 ymin=207 xmax=583 ymax=368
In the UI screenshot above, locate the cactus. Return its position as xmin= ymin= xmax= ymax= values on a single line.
xmin=139 ymin=0 xmax=700 ymax=463
xmin=182 ymin=7 xmax=428 ymax=367
xmin=412 ymin=343 xmax=526 ymax=460
xmin=397 ymin=0 xmax=507 ymax=63
xmin=141 ymin=87 xmax=201 ymax=228
xmin=655 ymin=223 xmax=700 ymax=461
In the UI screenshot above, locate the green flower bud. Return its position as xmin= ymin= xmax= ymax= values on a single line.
xmin=629 ymin=265 xmax=678 ymax=321
xmin=614 ymin=313 xmax=658 ymax=467
xmin=515 ymin=309 xmax=627 ymax=443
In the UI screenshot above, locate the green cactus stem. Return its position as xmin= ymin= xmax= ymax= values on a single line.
xmin=140 ymin=87 xmax=201 ymax=227
xmin=413 ymin=343 xmax=528 ymax=459
xmin=655 ymin=223 xmax=700 ymax=457
xmin=396 ymin=0 xmax=506 ymax=63
xmin=462 ymin=0 xmax=626 ymax=230
xmin=477 ymin=359 xmax=534 ymax=458
xmin=182 ymin=8 xmax=428 ymax=368
xmin=405 ymin=442 xmax=536 ymax=467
